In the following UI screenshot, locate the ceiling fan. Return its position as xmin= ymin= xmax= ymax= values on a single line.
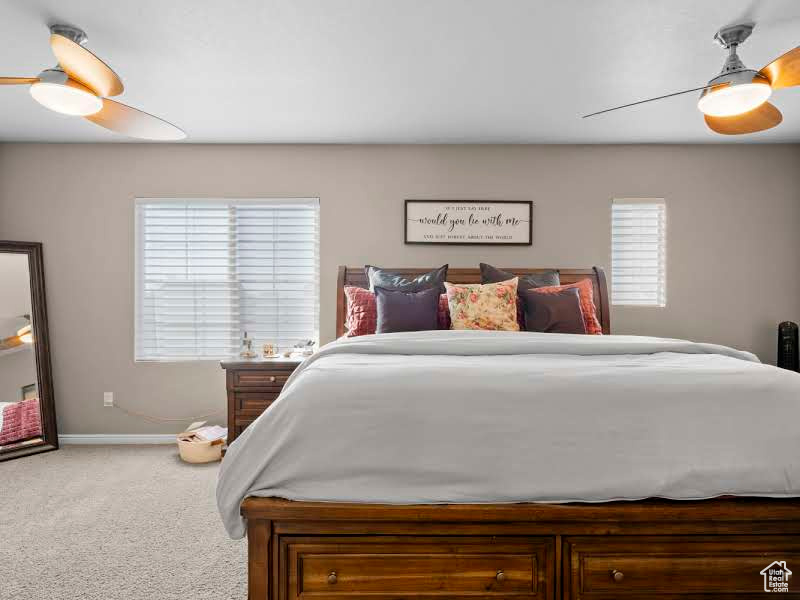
xmin=0 ymin=24 xmax=185 ymax=141
xmin=583 ymin=23 xmax=800 ymax=135
xmin=0 ymin=315 xmax=32 ymax=351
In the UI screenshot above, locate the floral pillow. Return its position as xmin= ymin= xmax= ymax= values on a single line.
xmin=444 ymin=278 xmax=520 ymax=331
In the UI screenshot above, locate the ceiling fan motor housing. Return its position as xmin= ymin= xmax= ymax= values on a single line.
xmin=706 ymin=69 xmax=769 ymax=89
xmin=710 ymin=23 xmax=756 ymax=78
xmin=35 ymin=67 xmax=70 ymax=85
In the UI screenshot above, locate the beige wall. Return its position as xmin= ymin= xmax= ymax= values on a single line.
xmin=0 ymin=143 xmax=798 ymax=435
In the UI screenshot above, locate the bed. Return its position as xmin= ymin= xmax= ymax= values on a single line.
xmin=218 ymin=266 xmax=800 ymax=600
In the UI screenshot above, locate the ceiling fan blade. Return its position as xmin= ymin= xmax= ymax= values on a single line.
xmin=0 ymin=335 xmax=23 ymax=351
xmin=50 ymin=33 xmax=124 ymax=97
xmin=704 ymin=101 xmax=782 ymax=135
xmin=582 ymin=85 xmax=715 ymax=118
xmin=759 ymin=46 xmax=800 ymax=90
xmin=85 ymin=98 xmax=186 ymax=140
xmin=0 ymin=77 xmax=39 ymax=85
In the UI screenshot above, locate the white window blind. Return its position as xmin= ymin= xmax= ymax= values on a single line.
xmin=611 ymin=199 xmax=666 ymax=307
xmin=135 ymin=198 xmax=319 ymax=361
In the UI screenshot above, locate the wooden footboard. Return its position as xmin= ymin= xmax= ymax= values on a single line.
xmin=242 ymin=497 xmax=800 ymax=599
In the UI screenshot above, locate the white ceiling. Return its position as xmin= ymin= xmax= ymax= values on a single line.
xmin=1 ymin=0 xmax=799 ymax=143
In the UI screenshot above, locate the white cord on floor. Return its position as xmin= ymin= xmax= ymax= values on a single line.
xmin=113 ymin=404 xmax=224 ymax=424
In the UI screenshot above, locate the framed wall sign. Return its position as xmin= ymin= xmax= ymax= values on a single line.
xmin=405 ymin=200 xmax=532 ymax=245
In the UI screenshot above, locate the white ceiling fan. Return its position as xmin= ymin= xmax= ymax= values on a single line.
xmin=583 ymin=23 xmax=800 ymax=135
xmin=1 ymin=24 xmax=185 ymax=141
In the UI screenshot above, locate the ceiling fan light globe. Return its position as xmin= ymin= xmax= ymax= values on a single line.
xmin=16 ymin=324 xmax=33 ymax=344
xmin=29 ymin=79 xmax=102 ymax=116
xmin=697 ymin=82 xmax=772 ymax=117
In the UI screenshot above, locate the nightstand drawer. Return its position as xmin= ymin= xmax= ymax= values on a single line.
xmin=236 ymin=391 xmax=279 ymax=414
xmin=233 ymin=370 xmax=293 ymax=389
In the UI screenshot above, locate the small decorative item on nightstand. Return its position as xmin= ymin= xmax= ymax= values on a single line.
xmin=239 ymin=331 xmax=256 ymax=359
xmin=220 ymin=356 xmax=305 ymax=445
xmin=294 ymin=339 xmax=316 ymax=357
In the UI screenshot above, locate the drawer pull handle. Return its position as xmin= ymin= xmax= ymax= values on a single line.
xmin=327 ymin=571 xmax=337 ymax=585
xmin=611 ymin=569 xmax=625 ymax=583
xmin=269 ymin=376 xmax=276 ymax=383
xmin=496 ymin=570 xmax=506 ymax=583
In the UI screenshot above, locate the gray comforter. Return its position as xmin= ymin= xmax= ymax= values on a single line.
xmin=217 ymin=330 xmax=800 ymax=538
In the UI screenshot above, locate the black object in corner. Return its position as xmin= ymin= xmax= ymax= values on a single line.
xmin=777 ymin=322 xmax=799 ymax=371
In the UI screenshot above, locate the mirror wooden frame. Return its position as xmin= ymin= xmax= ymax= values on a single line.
xmin=0 ymin=241 xmax=58 ymax=461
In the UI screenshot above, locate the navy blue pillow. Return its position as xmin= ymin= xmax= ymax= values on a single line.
xmin=521 ymin=286 xmax=586 ymax=334
xmin=366 ymin=264 xmax=448 ymax=294
xmin=375 ymin=286 xmax=440 ymax=333
xmin=480 ymin=263 xmax=560 ymax=291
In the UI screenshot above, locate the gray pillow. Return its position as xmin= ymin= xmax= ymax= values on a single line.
xmin=521 ymin=286 xmax=586 ymax=334
xmin=375 ymin=286 xmax=440 ymax=333
xmin=366 ymin=264 xmax=448 ymax=294
xmin=480 ymin=263 xmax=560 ymax=291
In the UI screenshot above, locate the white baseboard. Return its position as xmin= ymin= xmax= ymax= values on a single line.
xmin=59 ymin=434 xmax=175 ymax=445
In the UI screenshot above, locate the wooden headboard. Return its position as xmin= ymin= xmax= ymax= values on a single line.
xmin=336 ymin=266 xmax=610 ymax=337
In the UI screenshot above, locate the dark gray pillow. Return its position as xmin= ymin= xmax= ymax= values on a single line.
xmin=375 ymin=286 xmax=440 ymax=333
xmin=480 ymin=263 xmax=560 ymax=291
xmin=366 ymin=264 xmax=448 ymax=294
xmin=521 ymin=286 xmax=586 ymax=334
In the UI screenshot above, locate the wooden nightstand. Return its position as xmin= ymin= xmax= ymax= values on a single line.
xmin=220 ymin=357 xmax=305 ymax=446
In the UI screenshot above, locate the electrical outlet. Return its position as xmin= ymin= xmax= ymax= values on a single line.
xmin=103 ymin=392 xmax=114 ymax=407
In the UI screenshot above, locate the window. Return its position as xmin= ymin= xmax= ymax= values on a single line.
xmin=611 ymin=198 xmax=666 ymax=307
xmin=135 ymin=198 xmax=319 ymax=361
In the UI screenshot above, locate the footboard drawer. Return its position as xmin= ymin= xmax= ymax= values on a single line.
xmin=283 ymin=536 xmax=554 ymax=599
xmin=565 ymin=536 xmax=800 ymax=599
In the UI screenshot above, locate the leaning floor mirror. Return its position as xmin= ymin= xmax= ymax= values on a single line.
xmin=0 ymin=241 xmax=57 ymax=461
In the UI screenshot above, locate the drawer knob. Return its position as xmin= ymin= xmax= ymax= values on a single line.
xmin=496 ymin=570 xmax=506 ymax=583
xmin=269 ymin=376 xmax=276 ymax=383
xmin=611 ymin=569 xmax=625 ymax=583
xmin=327 ymin=571 xmax=337 ymax=585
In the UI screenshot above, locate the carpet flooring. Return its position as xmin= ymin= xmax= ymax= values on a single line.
xmin=1 ymin=445 xmax=246 ymax=599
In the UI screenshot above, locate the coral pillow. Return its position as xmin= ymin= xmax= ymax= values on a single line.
xmin=344 ymin=286 xmax=377 ymax=337
xmin=445 ymin=278 xmax=520 ymax=331
xmin=345 ymin=286 xmax=451 ymax=336
xmin=533 ymin=279 xmax=602 ymax=335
